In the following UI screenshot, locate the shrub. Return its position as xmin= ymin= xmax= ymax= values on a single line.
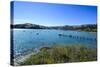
xmin=20 ymin=45 xmax=97 ymax=65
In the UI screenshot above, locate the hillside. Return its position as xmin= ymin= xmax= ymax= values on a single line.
xmin=11 ymin=23 xmax=97 ymax=32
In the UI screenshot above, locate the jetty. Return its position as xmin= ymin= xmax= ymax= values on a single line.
xmin=58 ymin=34 xmax=96 ymax=41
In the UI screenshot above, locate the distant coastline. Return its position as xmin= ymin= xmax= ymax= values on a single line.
xmin=11 ymin=23 xmax=97 ymax=32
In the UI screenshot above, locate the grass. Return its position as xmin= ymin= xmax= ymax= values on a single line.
xmin=79 ymin=28 xmax=97 ymax=32
xmin=19 ymin=45 xmax=97 ymax=65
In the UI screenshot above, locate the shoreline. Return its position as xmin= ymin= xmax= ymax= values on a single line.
xmin=13 ymin=44 xmax=97 ymax=66
xmin=14 ymin=52 xmax=35 ymax=66
xmin=13 ymin=46 xmax=45 ymax=66
xmin=12 ymin=28 xmax=97 ymax=32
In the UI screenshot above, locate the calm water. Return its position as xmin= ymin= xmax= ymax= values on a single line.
xmin=12 ymin=29 xmax=97 ymax=58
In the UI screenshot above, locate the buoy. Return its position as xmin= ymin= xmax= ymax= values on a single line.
xmin=36 ymin=33 xmax=39 ymax=35
xmin=58 ymin=34 xmax=62 ymax=36
xmin=69 ymin=35 xmax=72 ymax=37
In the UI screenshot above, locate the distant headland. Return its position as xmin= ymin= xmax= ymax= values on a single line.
xmin=11 ymin=23 xmax=97 ymax=32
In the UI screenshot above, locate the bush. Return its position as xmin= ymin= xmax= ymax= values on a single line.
xmin=20 ymin=45 xmax=97 ymax=65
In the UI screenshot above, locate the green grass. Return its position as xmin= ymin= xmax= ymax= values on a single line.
xmin=79 ymin=28 xmax=97 ymax=32
xmin=20 ymin=45 xmax=97 ymax=65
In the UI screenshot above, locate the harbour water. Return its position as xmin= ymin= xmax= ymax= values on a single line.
xmin=12 ymin=29 xmax=97 ymax=58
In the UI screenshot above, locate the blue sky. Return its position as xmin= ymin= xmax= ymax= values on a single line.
xmin=11 ymin=1 xmax=97 ymax=26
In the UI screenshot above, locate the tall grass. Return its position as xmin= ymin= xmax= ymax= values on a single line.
xmin=20 ymin=45 xmax=97 ymax=65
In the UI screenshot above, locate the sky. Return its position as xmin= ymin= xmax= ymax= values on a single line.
xmin=11 ymin=1 xmax=97 ymax=26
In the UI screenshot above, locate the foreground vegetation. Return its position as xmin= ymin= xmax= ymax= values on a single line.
xmin=20 ymin=45 xmax=97 ymax=65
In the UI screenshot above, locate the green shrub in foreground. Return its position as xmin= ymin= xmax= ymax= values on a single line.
xmin=20 ymin=45 xmax=97 ymax=65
